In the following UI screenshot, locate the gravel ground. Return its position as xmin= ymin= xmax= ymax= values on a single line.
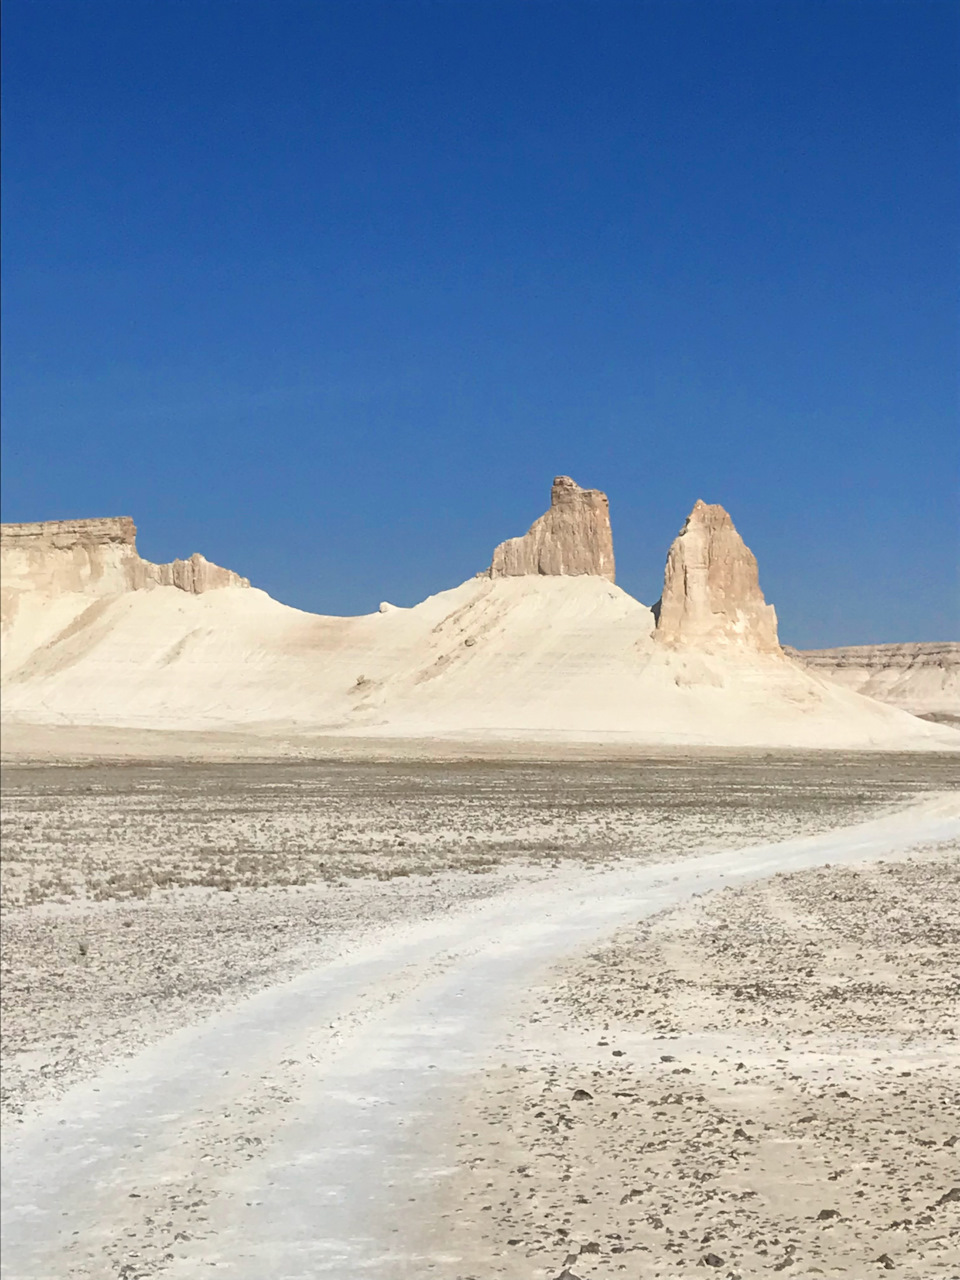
xmin=3 ymin=754 xmax=953 ymax=906
xmin=2 ymin=753 xmax=956 ymax=1131
xmin=432 ymin=841 xmax=960 ymax=1280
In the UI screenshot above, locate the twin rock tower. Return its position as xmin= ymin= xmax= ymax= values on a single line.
xmin=487 ymin=476 xmax=780 ymax=655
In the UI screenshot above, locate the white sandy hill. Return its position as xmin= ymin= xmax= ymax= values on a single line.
xmin=1 ymin=487 xmax=956 ymax=749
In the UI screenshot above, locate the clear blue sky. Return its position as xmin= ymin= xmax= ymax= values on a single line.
xmin=3 ymin=0 xmax=957 ymax=646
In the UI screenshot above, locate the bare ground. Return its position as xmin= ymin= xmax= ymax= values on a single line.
xmin=429 ymin=842 xmax=960 ymax=1279
xmin=1 ymin=785 xmax=958 ymax=1279
xmin=3 ymin=752 xmax=957 ymax=1126
xmin=3 ymin=754 xmax=954 ymax=1124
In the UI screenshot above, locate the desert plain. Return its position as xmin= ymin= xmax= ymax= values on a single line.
xmin=2 ymin=748 xmax=959 ymax=1279
xmin=2 ymin=486 xmax=959 ymax=1278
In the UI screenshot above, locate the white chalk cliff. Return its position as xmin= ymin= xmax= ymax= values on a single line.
xmin=786 ymin=642 xmax=960 ymax=724
xmin=1 ymin=517 xmax=248 ymax=672
xmin=489 ymin=476 xmax=615 ymax=581
xmin=1 ymin=491 xmax=955 ymax=750
xmin=654 ymin=500 xmax=780 ymax=654
xmin=1 ymin=517 xmax=248 ymax=597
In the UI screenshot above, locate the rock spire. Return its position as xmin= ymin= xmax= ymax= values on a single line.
xmin=654 ymin=500 xmax=779 ymax=653
xmin=488 ymin=476 xmax=615 ymax=581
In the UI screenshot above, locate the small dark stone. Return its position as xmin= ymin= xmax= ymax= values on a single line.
xmin=816 ymin=1209 xmax=840 ymax=1220
xmin=876 ymin=1255 xmax=895 ymax=1271
xmin=935 ymin=1187 xmax=960 ymax=1205
xmin=702 ymin=1253 xmax=725 ymax=1268
xmin=572 ymin=1088 xmax=593 ymax=1102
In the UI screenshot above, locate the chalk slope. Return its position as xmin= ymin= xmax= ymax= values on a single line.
xmin=1 ymin=572 xmax=952 ymax=748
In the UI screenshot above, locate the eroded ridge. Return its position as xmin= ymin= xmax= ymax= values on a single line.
xmin=0 ymin=515 xmax=249 ymax=603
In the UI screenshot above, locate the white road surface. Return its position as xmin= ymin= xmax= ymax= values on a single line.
xmin=3 ymin=795 xmax=958 ymax=1280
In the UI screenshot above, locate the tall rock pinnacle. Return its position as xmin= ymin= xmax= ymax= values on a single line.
xmin=488 ymin=476 xmax=616 ymax=581
xmin=654 ymin=500 xmax=779 ymax=653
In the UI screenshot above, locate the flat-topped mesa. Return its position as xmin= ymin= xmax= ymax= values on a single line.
xmin=654 ymin=500 xmax=779 ymax=654
xmin=0 ymin=516 xmax=249 ymax=598
xmin=784 ymin=641 xmax=960 ymax=723
xmin=1 ymin=516 xmax=138 ymax=549
xmin=787 ymin=641 xmax=960 ymax=669
xmin=488 ymin=476 xmax=615 ymax=582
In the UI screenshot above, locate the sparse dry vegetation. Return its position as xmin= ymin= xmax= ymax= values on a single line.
xmin=1 ymin=753 xmax=956 ymax=1123
xmin=2 ymin=754 xmax=954 ymax=908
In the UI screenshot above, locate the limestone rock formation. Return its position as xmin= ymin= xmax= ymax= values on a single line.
xmin=149 ymin=552 xmax=249 ymax=593
xmin=2 ymin=515 xmax=139 ymax=550
xmin=488 ymin=476 xmax=615 ymax=581
xmin=1 ymin=516 xmax=248 ymax=605
xmin=785 ymin=642 xmax=960 ymax=724
xmin=654 ymin=500 xmax=779 ymax=653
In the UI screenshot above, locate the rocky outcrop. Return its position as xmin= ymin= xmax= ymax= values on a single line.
xmin=149 ymin=552 xmax=248 ymax=593
xmin=654 ymin=500 xmax=779 ymax=653
xmin=488 ymin=476 xmax=615 ymax=581
xmin=1 ymin=516 xmax=249 ymax=603
xmin=1 ymin=516 xmax=139 ymax=550
xmin=785 ymin=642 xmax=960 ymax=723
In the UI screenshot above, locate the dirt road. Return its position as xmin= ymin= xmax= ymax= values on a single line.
xmin=3 ymin=795 xmax=958 ymax=1280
